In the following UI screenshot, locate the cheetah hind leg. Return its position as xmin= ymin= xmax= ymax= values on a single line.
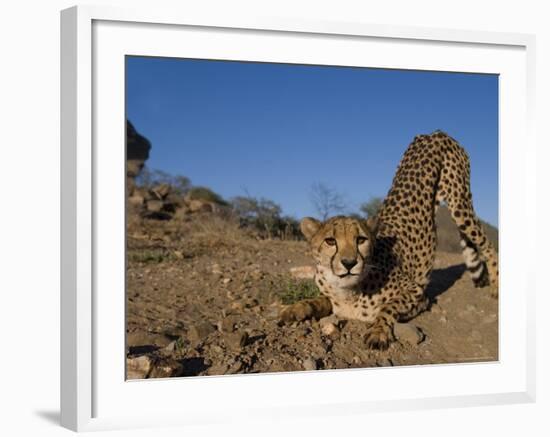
xmin=433 ymin=135 xmax=498 ymax=297
xmin=442 ymin=185 xmax=498 ymax=297
xmin=460 ymin=236 xmax=491 ymax=289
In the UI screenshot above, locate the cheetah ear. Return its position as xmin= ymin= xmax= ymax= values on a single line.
xmin=364 ymin=216 xmax=379 ymax=236
xmin=300 ymin=217 xmax=322 ymax=241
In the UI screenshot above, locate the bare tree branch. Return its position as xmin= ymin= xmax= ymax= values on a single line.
xmin=310 ymin=182 xmax=346 ymax=220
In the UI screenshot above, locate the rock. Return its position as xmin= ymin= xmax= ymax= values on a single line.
xmin=187 ymin=322 xmax=216 ymax=343
xmin=289 ymin=265 xmax=315 ymax=280
xmin=218 ymin=316 xmax=238 ymax=333
xmin=174 ymin=206 xmax=190 ymax=219
xmin=230 ymin=302 xmax=244 ymax=311
xmin=151 ymin=183 xmax=171 ymax=199
xmin=223 ymin=331 xmax=249 ymax=350
xmin=148 ymin=357 xmax=185 ymax=378
xmin=128 ymin=194 xmax=145 ymax=207
xmin=146 ymin=199 xmax=164 ymax=213
xmin=319 ymin=315 xmax=340 ymax=338
xmin=163 ymin=338 xmax=184 ymax=353
xmin=164 ymin=341 xmax=177 ymax=353
xmin=394 ymin=323 xmax=424 ymax=345
xmin=126 ymin=120 xmax=151 ymax=173
xmin=222 ymin=278 xmax=232 ymax=285
xmin=377 ymin=358 xmax=393 ymax=367
xmin=127 ymin=355 xmax=152 ymax=379
xmin=188 ymin=199 xmax=213 ymax=213
xmin=243 ymin=297 xmax=259 ymax=308
xmin=320 ymin=314 xmax=340 ymax=326
xmin=228 ymin=361 xmax=243 ymax=373
xmin=302 ymin=358 xmax=317 ymax=371
xmin=208 ymin=363 xmax=229 ymax=375
xmin=321 ymin=322 xmax=338 ymax=337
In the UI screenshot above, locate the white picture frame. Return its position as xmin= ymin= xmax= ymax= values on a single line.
xmin=60 ymin=5 xmax=536 ymax=432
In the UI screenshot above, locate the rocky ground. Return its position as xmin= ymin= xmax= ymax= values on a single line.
xmin=126 ymin=212 xmax=498 ymax=379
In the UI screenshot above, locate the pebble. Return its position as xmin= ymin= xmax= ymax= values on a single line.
xmin=224 ymin=331 xmax=249 ymax=350
xmin=126 ymin=355 xmax=152 ymax=379
xmin=218 ymin=316 xmax=237 ymax=333
xmin=230 ymin=302 xmax=244 ymax=311
xmin=227 ymin=360 xmax=243 ymax=373
xmin=394 ymin=323 xmax=425 ymax=345
xmin=302 ymin=358 xmax=317 ymax=371
xmin=320 ymin=321 xmax=339 ymax=338
xmin=222 ymin=278 xmax=232 ymax=285
xmin=148 ymin=358 xmax=184 ymax=379
xmin=187 ymin=321 xmax=216 ymax=343
xmin=319 ymin=315 xmax=342 ymax=339
xmin=163 ymin=340 xmax=178 ymax=352
xmin=244 ymin=298 xmax=259 ymax=308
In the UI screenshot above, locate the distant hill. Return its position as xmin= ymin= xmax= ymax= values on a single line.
xmin=436 ymin=206 xmax=498 ymax=253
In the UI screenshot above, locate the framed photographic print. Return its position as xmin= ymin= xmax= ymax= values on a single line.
xmin=61 ymin=5 xmax=536 ymax=432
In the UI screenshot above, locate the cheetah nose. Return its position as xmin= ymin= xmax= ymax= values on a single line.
xmin=341 ymin=258 xmax=358 ymax=271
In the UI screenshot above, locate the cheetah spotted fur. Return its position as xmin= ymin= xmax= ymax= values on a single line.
xmin=280 ymin=131 xmax=499 ymax=350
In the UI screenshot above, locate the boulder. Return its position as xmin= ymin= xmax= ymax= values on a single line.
xmin=187 ymin=199 xmax=214 ymax=213
xmin=394 ymin=323 xmax=425 ymax=345
xmin=126 ymin=120 xmax=151 ymax=178
xmin=127 ymin=355 xmax=152 ymax=380
xmin=187 ymin=322 xmax=216 ymax=343
xmin=128 ymin=194 xmax=145 ymax=208
xmin=223 ymin=331 xmax=249 ymax=351
xmin=126 ymin=120 xmax=151 ymax=201
xmin=151 ymin=183 xmax=171 ymax=200
xmin=146 ymin=199 xmax=164 ymax=213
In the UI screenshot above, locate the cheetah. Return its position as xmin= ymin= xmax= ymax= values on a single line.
xmin=280 ymin=130 xmax=498 ymax=350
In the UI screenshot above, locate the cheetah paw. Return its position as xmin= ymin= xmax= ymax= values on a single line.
xmin=364 ymin=322 xmax=395 ymax=350
xmin=279 ymin=302 xmax=313 ymax=324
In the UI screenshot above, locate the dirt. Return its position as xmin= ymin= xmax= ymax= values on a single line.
xmin=126 ymin=213 xmax=498 ymax=379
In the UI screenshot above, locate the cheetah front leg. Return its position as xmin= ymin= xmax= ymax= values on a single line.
xmin=279 ymin=296 xmax=332 ymax=323
xmin=364 ymin=275 xmax=428 ymax=350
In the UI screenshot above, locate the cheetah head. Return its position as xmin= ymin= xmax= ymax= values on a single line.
xmin=301 ymin=215 xmax=378 ymax=289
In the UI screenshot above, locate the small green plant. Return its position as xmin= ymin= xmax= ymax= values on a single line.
xmin=279 ymin=277 xmax=320 ymax=305
xmin=174 ymin=336 xmax=185 ymax=352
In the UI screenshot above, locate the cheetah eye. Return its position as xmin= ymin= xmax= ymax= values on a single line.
xmin=324 ymin=238 xmax=337 ymax=246
xmin=356 ymin=236 xmax=368 ymax=245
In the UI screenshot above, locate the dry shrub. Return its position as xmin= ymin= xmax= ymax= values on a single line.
xmin=183 ymin=213 xmax=257 ymax=248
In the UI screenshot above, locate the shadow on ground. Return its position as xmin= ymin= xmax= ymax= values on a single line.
xmin=425 ymin=263 xmax=466 ymax=302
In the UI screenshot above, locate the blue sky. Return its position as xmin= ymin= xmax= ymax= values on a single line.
xmin=126 ymin=57 xmax=499 ymax=226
